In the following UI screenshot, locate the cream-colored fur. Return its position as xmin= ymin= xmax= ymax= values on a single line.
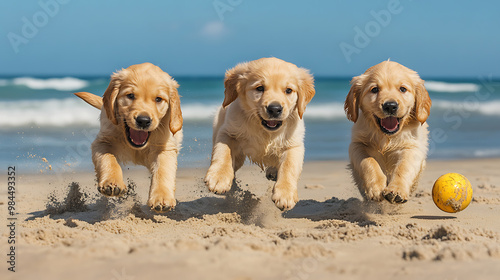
xmin=74 ymin=62 xmax=183 ymax=212
xmin=205 ymin=57 xmax=315 ymax=210
xmin=344 ymin=61 xmax=432 ymax=203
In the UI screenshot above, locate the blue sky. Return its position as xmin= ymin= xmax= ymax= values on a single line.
xmin=1 ymin=0 xmax=499 ymax=78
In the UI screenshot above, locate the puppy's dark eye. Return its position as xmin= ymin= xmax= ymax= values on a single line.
xmin=127 ymin=93 xmax=135 ymax=100
xmin=256 ymin=86 xmax=265 ymax=92
xmin=371 ymin=87 xmax=379 ymax=94
xmin=155 ymin=97 xmax=163 ymax=103
xmin=400 ymin=87 xmax=407 ymax=93
xmin=285 ymin=88 xmax=293 ymax=94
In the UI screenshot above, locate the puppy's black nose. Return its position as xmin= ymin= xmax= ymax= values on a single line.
xmin=136 ymin=115 xmax=151 ymax=129
xmin=266 ymin=103 xmax=283 ymax=118
xmin=382 ymin=101 xmax=398 ymax=115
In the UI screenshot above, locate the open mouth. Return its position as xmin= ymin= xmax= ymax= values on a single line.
xmin=260 ymin=117 xmax=283 ymax=131
xmin=125 ymin=122 xmax=150 ymax=148
xmin=375 ymin=116 xmax=400 ymax=135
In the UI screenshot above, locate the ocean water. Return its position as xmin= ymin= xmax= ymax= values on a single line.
xmin=1 ymin=76 xmax=499 ymax=174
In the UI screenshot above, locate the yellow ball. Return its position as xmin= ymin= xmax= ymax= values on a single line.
xmin=432 ymin=173 xmax=473 ymax=213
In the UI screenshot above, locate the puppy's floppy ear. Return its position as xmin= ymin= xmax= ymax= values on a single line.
xmin=297 ymin=68 xmax=315 ymax=119
xmin=414 ymin=79 xmax=432 ymax=124
xmin=102 ymin=70 xmax=123 ymax=125
xmin=345 ymin=75 xmax=363 ymax=123
xmin=223 ymin=62 xmax=248 ymax=108
xmin=168 ymin=79 xmax=183 ymax=134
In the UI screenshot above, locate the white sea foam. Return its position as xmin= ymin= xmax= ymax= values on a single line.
xmin=473 ymin=149 xmax=500 ymax=157
xmin=425 ymin=81 xmax=480 ymax=93
xmin=0 ymin=99 xmax=351 ymax=127
xmin=2 ymin=98 xmax=498 ymax=128
xmin=181 ymin=103 xmax=220 ymax=120
xmin=180 ymin=102 xmax=348 ymax=121
xmin=431 ymin=148 xmax=500 ymax=159
xmin=0 ymin=98 xmax=100 ymax=127
xmin=11 ymin=77 xmax=89 ymax=91
xmin=303 ymin=102 xmax=346 ymax=120
xmin=0 ymin=99 xmax=224 ymax=127
xmin=432 ymin=100 xmax=500 ymax=116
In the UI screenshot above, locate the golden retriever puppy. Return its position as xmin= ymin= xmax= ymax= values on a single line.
xmin=205 ymin=57 xmax=315 ymax=210
xmin=74 ymin=62 xmax=183 ymax=212
xmin=344 ymin=61 xmax=431 ymax=203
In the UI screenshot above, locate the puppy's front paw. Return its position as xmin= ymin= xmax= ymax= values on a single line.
xmin=272 ymin=183 xmax=298 ymax=211
xmin=364 ymin=185 xmax=385 ymax=202
xmin=148 ymin=190 xmax=176 ymax=212
xmin=382 ymin=185 xmax=408 ymax=204
xmin=204 ymin=164 xmax=234 ymax=194
xmin=98 ymin=178 xmax=126 ymax=197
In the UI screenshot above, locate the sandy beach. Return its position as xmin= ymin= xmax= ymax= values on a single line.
xmin=1 ymin=158 xmax=499 ymax=279
xmin=2 ymin=1 xmax=500 ymax=279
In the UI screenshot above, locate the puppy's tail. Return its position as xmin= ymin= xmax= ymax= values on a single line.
xmin=74 ymin=92 xmax=103 ymax=109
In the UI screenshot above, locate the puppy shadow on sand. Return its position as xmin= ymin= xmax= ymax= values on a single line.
xmin=27 ymin=181 xmax=154 ymax=224
xmin=28 ymin=179 xmax=394 ymax=227
xmin=283 ymin=197 xmax=405 ymax=226
xmin=26 ymin=179 xmax=257 ymax=224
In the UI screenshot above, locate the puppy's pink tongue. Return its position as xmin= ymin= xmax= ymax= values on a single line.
xmin=266 ymin=120 xmax=279 ymax=127
xmin=129 ymin=128 xmax=148 ymax=145
xmin=381 ymin=117 xmax=399 ymax=131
